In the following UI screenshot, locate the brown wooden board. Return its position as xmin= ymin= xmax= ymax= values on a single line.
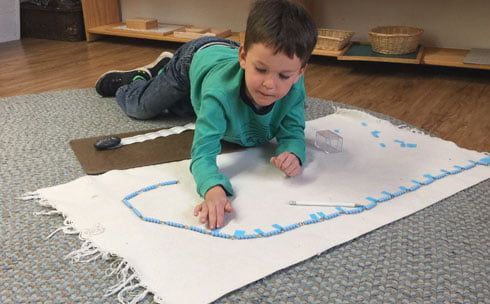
xmin=70 ymin=129 xmax=242 ymax=175
xmin=173 ymin=28 xmax=232 ymax=39
xmin=312 ymin=42 xmax=352 ymax=57
xmin=126 ymin=18 xmax=158 ymax=30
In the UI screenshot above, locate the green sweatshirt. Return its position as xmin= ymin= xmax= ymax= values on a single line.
xmin=189 ymin=45 xmax=306 ymax=197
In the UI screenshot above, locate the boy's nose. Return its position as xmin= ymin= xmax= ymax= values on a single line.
xmin=262 ymin=78 xmax=275 ymax=90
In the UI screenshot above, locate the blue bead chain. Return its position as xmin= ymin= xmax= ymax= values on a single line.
xmin=122 ymin=157 xmax=489 ymax=240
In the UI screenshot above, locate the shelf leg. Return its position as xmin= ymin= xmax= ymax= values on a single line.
xmin=81 ymin=0 xmax=122 ymax=42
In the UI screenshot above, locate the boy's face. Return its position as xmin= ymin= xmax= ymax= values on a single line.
xmin=239 ymin=43 xmax=305 ymax=107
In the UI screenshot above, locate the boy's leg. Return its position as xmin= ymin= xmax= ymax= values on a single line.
xmin=95 ymin=52 xmax=173 ymax=98
xmin=114 ymin=65 xmax=189 ymax=120
xmin=115 ymin=37 xmax=240 ymax=120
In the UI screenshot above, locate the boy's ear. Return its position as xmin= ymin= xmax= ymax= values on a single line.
xmin=293 ymin=65 xmax=307 ymax=83
xmin=299 ymin=64 xmax=307 ymax=76
xmin=238 ymin=46 xmax=247 ymax=69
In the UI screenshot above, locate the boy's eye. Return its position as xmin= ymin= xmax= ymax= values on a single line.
xmin=255 ymin=67 xmax=267 ymax=73
xmin=279 ymin=74 xmax=291 ymax=80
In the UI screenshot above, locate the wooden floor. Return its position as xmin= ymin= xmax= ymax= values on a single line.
xmin=1 ymin=37 xmax=489 ymax=151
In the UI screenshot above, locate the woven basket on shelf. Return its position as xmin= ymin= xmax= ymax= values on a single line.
xmin=369 ymin=26 xmax=423 ymax=55
xmin=316 ymin=28 xmax=354 ymax=51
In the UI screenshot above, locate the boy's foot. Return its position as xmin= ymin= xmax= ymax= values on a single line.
xmin=143 ymin=51 xmax=173 ymax=77
xmin=95 ymin=68 xmax=151 ymax=97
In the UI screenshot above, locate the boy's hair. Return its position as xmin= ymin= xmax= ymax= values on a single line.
xmin=244 ymin=0 xmax=317 ymax=67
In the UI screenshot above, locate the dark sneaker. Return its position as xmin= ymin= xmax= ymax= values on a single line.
xmin=95 ymin=68 xmax=151 ymax=97
xmin=143 ymin=51 xmax=173 ymax=77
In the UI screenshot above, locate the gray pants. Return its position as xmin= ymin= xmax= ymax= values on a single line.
xmin=115 ymin=36 xmax=240 ymax=119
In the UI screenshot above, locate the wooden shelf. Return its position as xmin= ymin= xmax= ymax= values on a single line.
xmin=87 ymin=23 xmax=241 ymax=44
xmin=80 ymin=0 xmax=490 ymax=71
xmin=88 ymin=23 xmax=348 ymax=58
xmin=314 ymin=43 xmax=490 ymax=71
xmin=422 ymin=47 xmax=490 ymax=71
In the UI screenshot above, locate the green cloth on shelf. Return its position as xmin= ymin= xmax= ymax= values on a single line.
xmin=344 ymin=43 xmax=419 ymax=59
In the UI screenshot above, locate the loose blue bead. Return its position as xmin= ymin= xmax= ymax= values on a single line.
xmin=309 ymin=214 xmax=319 ymax=221
xmin=272 ymin=224 xmax=284 ymax=231
xmin=366 ymin=196 xmax=378 ymax=203
xmin=364 ymin=202 xmax=377 ymax=210
xmin=254 ymin=229 xmax=265 ymax=235
xmin=478 ymin=156 xmax=490 ymax=165
xmin=317 ymin=212 xmax=328 ymax=219
xmin=399 ymin=186 xmax=409 ymax=192
xmin=381 ymin=191 xmax=393 ymax=198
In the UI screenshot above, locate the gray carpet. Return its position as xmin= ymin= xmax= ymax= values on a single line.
xmin=1 ymin=89 xmax=489 ymax=303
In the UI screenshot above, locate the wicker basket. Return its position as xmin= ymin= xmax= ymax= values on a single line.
xmin=369 ymin=26 xmax=423 ymax=55
xmin=316 ymin=29 xmax=354 ymax=51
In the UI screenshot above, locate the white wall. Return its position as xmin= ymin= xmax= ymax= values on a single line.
xmin=120 ymin=0 xmax=490 ymax=49
xmin=120 ymin=0 xmax=252 ymax=32
xmin=311 ymin=0 xmax=490 ymax=49
xmin=0 ymin=0 xmax=20 ymax=43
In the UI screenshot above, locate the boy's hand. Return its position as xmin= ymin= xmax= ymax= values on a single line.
xmin=193 ymin=185 xmax=233 ymax=229
xmin=270 ymin=152 xmax=302 ymax=177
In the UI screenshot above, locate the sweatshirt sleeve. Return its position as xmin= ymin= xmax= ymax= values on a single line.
xmin=274 ymin=90 xmax=306 ymax=165
xmin=190 ymin=93 xmax=234 ymax=197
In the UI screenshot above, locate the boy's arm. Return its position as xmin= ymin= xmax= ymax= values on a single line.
xmin=274 ymin=92 xmax=306 ymax=165
xmin=193 ymin=185 xmax=233 ymax=229
xmin=190 ymin=94 xmax=234 ymax=197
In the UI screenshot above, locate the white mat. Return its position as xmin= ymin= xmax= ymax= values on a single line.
xmin=24 ymin=109 xmax=490 ymax=304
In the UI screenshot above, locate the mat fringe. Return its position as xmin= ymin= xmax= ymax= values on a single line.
xmin=19 ymin=192 xmax=163 ymax=304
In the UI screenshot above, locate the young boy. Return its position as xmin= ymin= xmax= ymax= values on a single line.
xmin=95 ymin=0 xmax=317 ymax=229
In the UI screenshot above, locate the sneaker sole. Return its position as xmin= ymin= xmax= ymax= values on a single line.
xmin=143 ymin=51 xmax=174 ymax=70
xmin=144 ymin=51 xmax=174 ymax=76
